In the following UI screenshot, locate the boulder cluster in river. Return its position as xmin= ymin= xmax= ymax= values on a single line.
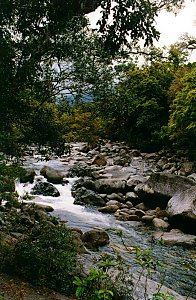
xmin=0 ymin=141 xmax=196 ymax=300
xmin=22 ymin=141 xmax=196 ymax=244
xmin=61 ymin=141 xmax=195 ymax=240
xmin=2 ymin=140 xmax=196 ymax=248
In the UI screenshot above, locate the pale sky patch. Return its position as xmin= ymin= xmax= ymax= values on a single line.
xmin=88 ymin=0 xmax=196 ymax=61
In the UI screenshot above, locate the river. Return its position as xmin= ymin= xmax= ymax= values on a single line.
xmin=15 ymin=153 xmax=196 ymax=299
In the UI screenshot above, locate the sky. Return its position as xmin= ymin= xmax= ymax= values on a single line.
xmin=155 ymin=0 xmax=196 ymax=60
xmin=88 ymin=0 xmax=196 ymax=61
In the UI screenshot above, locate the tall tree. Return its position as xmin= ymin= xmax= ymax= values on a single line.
xmin=96 ymin=48 xmax=183 ymax=151
xmin=168 ymin=64 xmax=196 ymax=159
xmin=0 ymin=0 xmax=185 ymax=153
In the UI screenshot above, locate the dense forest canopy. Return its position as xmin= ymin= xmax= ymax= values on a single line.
xmin=0 ymin=0 xmax=195 ymax=159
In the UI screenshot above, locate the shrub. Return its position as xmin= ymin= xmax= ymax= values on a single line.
xmin=74 ymin=253 xmax=133 ymax=300
xmin=1 ymin=221 xmax=77 ymax=295
xmin=0 ymin=161 xmax=25 ymax=206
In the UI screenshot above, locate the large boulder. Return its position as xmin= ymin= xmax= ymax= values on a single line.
xmin=81 ymin=229 xmax=109 ymax=249
xmin=31 ymin=182 xmax=60 ymax=197
xmin=126 ymin=175 xmax=148 ymax=190
xmin=40 ymin=166 xmax=64 ymax=184
xmin=167 ymin=186 xmax=196 ymax=234
xmin=20 ymin=167 xmax=36 ymax=183
xmin=71 ymin=230 xmax=90 ymax=254
xmin=98 ymin=165 xmax=131 ymax=180
xmin=73 ymin=187 xmax=105 ymax=207
xmin=153 ymin=229 xmax=196 ymax=246
xmin=132 ymin=274 xmax=195 ymax=300
xmin=67 ymin=163 xmax=93 ymax=178
xmin=134 ymin=173 xmax=196 ymax=208
xmin=22 ymin=202 xmax=54 ymax=213
xmin=93 ymin=179 xmax=126 ymax=194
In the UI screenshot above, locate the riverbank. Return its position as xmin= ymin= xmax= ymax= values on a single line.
xmin=0 ymin=272 xmax=76 ymax=300
xmin=0 ymin=141 xmax=195 ymax=299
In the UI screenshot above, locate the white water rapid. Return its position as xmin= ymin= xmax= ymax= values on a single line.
xmin=14 ymin=150 xmax=196 ymax=299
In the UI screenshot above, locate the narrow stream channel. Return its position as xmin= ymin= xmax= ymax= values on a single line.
xmin=16 ymin=157 xmax=196 ymax=299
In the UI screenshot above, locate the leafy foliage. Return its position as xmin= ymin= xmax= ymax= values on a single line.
xmin=73 ymin=253 xmax=133 ymax=300
xmin=73 ymin=234 xmax=177 ymax=300
xmin=98 ymin=62 xmax=174 ymax=151
xmin=168 ymin=65 xmax=196 ymax=158
xmin=0 ymin=0 xmax=191 ymax=159
xmin=151 ymin=293 xmax=176 ymax=300
xmin=97 ymin=0 xmax=184 ymax=53
xmin=61 ymin=104 xmax=105 ymax=144
xmin=1 ymin=221 xmax=77 ymax=294
xmin=0 ymin=162 xmax=25 ymax=206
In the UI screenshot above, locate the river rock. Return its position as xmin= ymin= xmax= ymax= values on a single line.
xmin=180 ymin=161 xmax=195 ymax=175
xmin=99 ymin=165 xmax=131 ymax=180
xmin=73 ymin=187 xmax=105 ymax=206
xmin=40 ymin=166 xmax=64 ymax=184
xmin=114 ymin=209 xmax=140 ymax=221
xmin=132 ymin=273 xmax=195 ymax=300
xmin=107 ymin=193 xmax=123 ymax=201
xmin=88 ymin=149 xmax=99 ymax=156
xmin=125 ymin=201 xmax=133 ymax=208
xmin=116 ymin=214 xmax=140 ymax=221
xmin=33 ymin=203 xmax=54 ymax=212
xmin=156 ymin=157 xmax=168 ymax=169
xmin=135 ymin=209 xmax=146 ymax=218
xmin=125 ymin=192 xmax=139 ymax=204
xmin=126 ymin=175 xmax=147 ymax=190
xmin=167 ymin=185 xmax=196 ymax=234
xmin=20 ymin=215 xmax=34 ymax=227
xmin=20 ymin=167 xmax=36 ymax=183
xmin=113 ymin=156 xmax=130 ymax=166
xmin=67 ymin=163 xmax=93 ymax=178
xmin=98 ymin=205 xmax=119 ymax=213
xmin=188 ymin=173 xmax=196 ymax=181
xmin=80 ymin=144 xmax=90 ymax=153
xmin=155 ymin=207 xmax=168 ymax=219
xmin=119 ymin=207 xmax=131 ymax=214
xmin=92 ymin=154 xmax=107 ymax=166
xmin=31 ymin=182 xmax=60 ymax=197
xmin=73 ymin=178 xmax=95 ymax=192
xmin=152 ymin=218 xmax=170 ymax=230
xmin=82 ymin=229 xmax=109 ymax=249
xmin=34 ymin=209 xmax=48 ymax=221
xmin=71 ymin=231 xmax=90 ymax=254
xmin=22 ymin=202 xmax=54 ymax=213
xmin=94 ymin=179 xmax=126 ymax=193
xmin=134 ymin=172 xmax=196 ymax=208
xmin=135 ymin=202 xmax=148 ymax=211
xmin=106 ymin=200 xmax=123 ymax=207
xmin=141 ymin=215 xmax=155 ymax=224
xmin=153 ymin=229 xmax=196 ymax=246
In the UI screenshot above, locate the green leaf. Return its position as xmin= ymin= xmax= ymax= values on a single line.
xmin=76 ymin=286 xmax=85 ymax=298
xmin=73 ymin=276 xmax=83 ymax=286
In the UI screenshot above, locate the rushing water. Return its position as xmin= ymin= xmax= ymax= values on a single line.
xmin=16 ymin=157 xmax=196 ymax=299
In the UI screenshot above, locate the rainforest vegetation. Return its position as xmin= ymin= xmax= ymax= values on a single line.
xmin=0 ymin=1 xmax=196 ymax=299
xmin=0 ymin=0 xmax=195 ymax=159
